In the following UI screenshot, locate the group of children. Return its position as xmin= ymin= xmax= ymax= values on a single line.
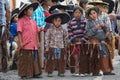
xmin=8 ymin=0 xmax=117 ymax=79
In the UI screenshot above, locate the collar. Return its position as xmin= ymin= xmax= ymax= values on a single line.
xmin=23 ymin=15 xmax=31 ymax=20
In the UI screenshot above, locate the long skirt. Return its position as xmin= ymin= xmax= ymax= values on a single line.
xmin=45 ymin=48 xmax=66 ymax=74
xmin=17 ymin=50 xmax=42 ymax=78
xmin=70 ymin=44 xmax=100 ymax=75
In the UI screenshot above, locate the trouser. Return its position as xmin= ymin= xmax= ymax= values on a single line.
xmin=100 ymin=40 xmax=113 ymax=73
xmin=18 ymin=50 xmax=42 ymax=77
xmin=70 ymin=44 xmax=100 ymax=75
xmin=45 ymin=48 xmax=66 ymax=74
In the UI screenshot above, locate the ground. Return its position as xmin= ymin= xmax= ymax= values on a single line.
xmin=0 ymin=50 xmax=120 ymax=80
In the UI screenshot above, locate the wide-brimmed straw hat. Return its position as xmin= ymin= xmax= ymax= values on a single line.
xmin=89 ymin=0 xmax=109 ymax=6
xmin=102 ymin=0 xmax=114 ymax=13
xmin=11 ymin=8 xmax=19 ymax=21
xmin=18 ymin=2 xmax=39 ymax=18
xmin=45 ymin=9 xmax=70 ymax=24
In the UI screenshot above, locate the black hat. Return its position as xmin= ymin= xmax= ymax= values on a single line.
xmin=49 ymin=3 xmax=68 ymax=13
xmin=18 ymin=2 xmax=39 ymax=18
xmin=89 ymin=0 xmax=109 ymax=6
xmin=11 ymin=8 xmax=19 ymax=21
xmin=45 ymin=9 xmax=70 ymax=24
xmin=102 ymin=0 xmax=114 ymax=13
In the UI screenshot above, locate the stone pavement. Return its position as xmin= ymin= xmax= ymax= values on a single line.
xmin=0 ymin=50 xmax=120 ymax=80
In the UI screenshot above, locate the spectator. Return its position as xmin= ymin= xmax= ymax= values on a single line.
xmin=0 ymin=0 xmax=10 ymax=72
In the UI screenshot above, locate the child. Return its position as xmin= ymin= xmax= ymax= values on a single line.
xmin=17 ymin=2 xmax=42 ymax=79
xmin=9 ymin=8 xmax=19 ymax=70
xmin=85 ymin=6 xmax=107 ymax=76
xmin=45 ymin=9 xmax=70 ymax=77
xmin=68 ymin=6 xmax=88 ymax=76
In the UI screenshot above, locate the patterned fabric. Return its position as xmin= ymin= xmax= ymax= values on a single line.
xmin=17 ymin=16 xmax=40 ymax=50
xmin=45 ymin=26 xmax=67 ymax=50
xmin=68 ymin=18 xmax=87 ymax=43
xmin=31 ymin=5 xmax=46 ymax=28
xmin=0 ymin=0 xmax=10 ymax=26
xmin=86 ymin=19 xmax=107 ymax=41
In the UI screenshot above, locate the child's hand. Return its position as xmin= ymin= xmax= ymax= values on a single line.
xmin=37 ymin=42 xmax=40 ymax=48
xmin=19 ymin=43 xmax=23 ymax=49
xmin=109 ymin=14 xmax=117 ymax=19
xmin=99 ymin=23 xmax=105 ymax=27
xmin=95 ymin=24 xmax=100 ymax=29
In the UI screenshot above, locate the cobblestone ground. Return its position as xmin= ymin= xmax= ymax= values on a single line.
xmin=0 ymin=50 xmax=120 ymax=80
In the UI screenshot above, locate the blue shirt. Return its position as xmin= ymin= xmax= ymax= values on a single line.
xmin=0 ymin=0 xmax=10 ymax=26
xmin=31 ymin=5 xmax=46 ymax=28
xmin=9 ymin=22 xmax=18 ymax=43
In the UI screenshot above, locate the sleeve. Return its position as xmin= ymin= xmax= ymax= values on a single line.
xmin=63 ymin=29 xmax=68 ymax=47
xmin=41 ymin=7 xmax=46 ymax=28
xmin=17 ymin=19 xmax=23 ymax=33
xmin=45 ymin=29 xmax=50 ymax=51
xmin=68 ymin=23 xmax=75 ymax=43
xmin=33 ymin=20 xmax=40 ymax=33
xmin=103 ymin=14 xmax=111 ymax=31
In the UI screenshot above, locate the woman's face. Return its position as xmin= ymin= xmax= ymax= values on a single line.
xmin=24 ymin=7 xmax=34 ymax=17
xmin=52 ymin=17 xmax=62 ymax=28
xmin=89 ymin=10 xmax=98 ymax=20
xmin=73 ymin=9 xmax=82 ymax=19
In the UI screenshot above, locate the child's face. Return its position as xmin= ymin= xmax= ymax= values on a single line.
xmin=52 ymin=17 xmax=62 ymax=28
xmin=83 ymin=2 xmax=88 ymax=10
xmin=24 ymin=7 xmax=34 ymax=17
xmin=13 ymin=15 xmax=18 ymax=22
xmin=46 ymin=0 xmax=52 ymax=7
xmin=73 ymin=9 xmax=82 ymax=19
xmin=89 ymin=10 xmax=98 ymax=20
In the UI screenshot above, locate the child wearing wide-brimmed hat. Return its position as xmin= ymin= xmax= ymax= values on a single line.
xmin=45 ymin=9 xmax=70 ymax=77
xmin=17 ymin=2 xmax=42 ymax=79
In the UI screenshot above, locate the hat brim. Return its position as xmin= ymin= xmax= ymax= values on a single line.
xmin=45 ymin=13 xmax=70 ymax=24
xmin=49 ymin=5 xmax=68 ymax=13
xmin=18 ymin=2 xmax=39 ymax=18
xmin=11 ymin=8 xmax=19 ymax=21
xmin=89 ymin=2 xmax=109 ymax=5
